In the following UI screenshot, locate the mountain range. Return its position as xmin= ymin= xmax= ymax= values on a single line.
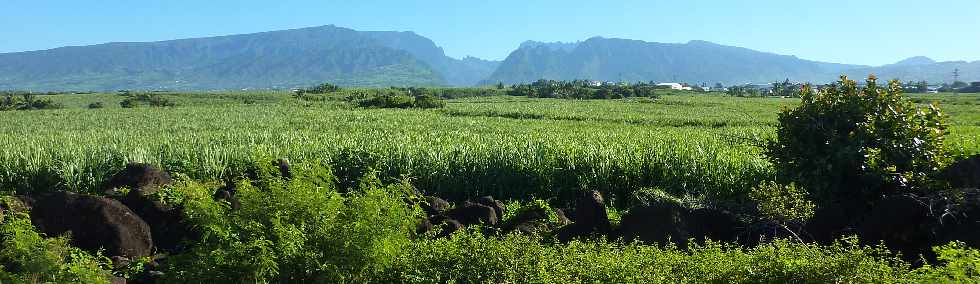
xmin=0 ymin=25 xmax=976 ymax=91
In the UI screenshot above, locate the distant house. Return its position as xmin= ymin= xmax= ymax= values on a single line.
xmin=656 ymin=83 xmax=685 ymax=90
xmin=588 ymin=80 xmax=602 ymax=87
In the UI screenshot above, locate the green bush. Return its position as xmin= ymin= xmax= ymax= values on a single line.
xmin=412 ymin=94 xmax=446 ymax=109
xmin=299 ymin=83 xmax=340 ymax=95
xmin=385 ymin=234 xmax=930 ymax=283
xmin=0 ymin=93 xmax=63 ymax=111
xmin=913 ymin=242 xmax=980 ymax=282
xmin=146 ymin=96 xmax=175 ymax=107
xmin=507 ymin=79 xmax=658 ymax=99
xmin=749 ymin=181 xmax=814 ymax=224
xmin=148 ymin=162 xmax=977 ymax=283
xmin=726 ymin=85 xmax=763 ymax=97
xmin=357 ymin=94 xmax=445 ymax=109
xmin=163 ymin=162 xmax=421 ymax=283
xmin=87 ymin=102 xmax=105 ymax=109
xmin=119 ymin=93 xmax=175 ymax=108
xmin=119 ymin=99 xmax=138 ymax=108
xmin=767 ymin=76 xmax=950 ymax=207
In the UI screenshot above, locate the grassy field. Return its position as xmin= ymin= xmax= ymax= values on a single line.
xmin=1 ymin=91 xmax=978 ymax=207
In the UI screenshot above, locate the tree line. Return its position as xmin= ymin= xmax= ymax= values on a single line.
xmin=505 ymin=79 xmax=661 ymax=99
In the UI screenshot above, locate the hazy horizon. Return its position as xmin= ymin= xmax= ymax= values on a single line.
xmin=3 ymin=0 xmax=979 ymax=66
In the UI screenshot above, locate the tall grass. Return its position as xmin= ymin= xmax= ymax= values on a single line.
xmin=0 ymin=92 xmax=977 ymax=207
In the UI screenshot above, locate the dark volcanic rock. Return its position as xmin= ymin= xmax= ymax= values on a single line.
xmin=474 ymin=196 xmax=506 ymax=221
xmin=935 ymin=189 xmax=980 ymax=248
xmin=943 ymin=155 xmax=980 ymax=188
xmin=422 ymin=196 xmax=451 ymax=216
xmin=502 ymin=206 xmax=550 ymax=234
xmin=422 ymin=215 xmax=464 ymax=238
xmin=554 ymin=209 xmax=571 ymax=226
xmin=620 ymin=201 xmax=739 ymax=247
xmin=857 ymin=195 xmax=938 ymax=259
xmin=740 ymin=222 xmax=802 ymax=247
xmin=30 ymin=192 xmax=153 ymax=258
xmin=277 ymin=158 xmax=292 ymax=179
xmin=574 ymin=191 xmax=610 ymax=234
xmin=804 ymin=205 xmax=856 ymax=244
xmin=122 ymin=195 xmax=191 ymax=253
xmin=686 ymin=208 xmax=739 ymax=243
xmin=106 ymin=163 xmax=172 ymax=196
xmin=619 ymin=201 xmax=687 ymax=245
xmin=554 ymin=191 xmax=612 ymax=241
xmin=416 ymin=218 xmax=434 ymax=235
xmin=213 ymin=180 xmax=241 ymax=210
xmin=447 ymin=202 xmax=498 ymax=226
xmin=437 ymin=219 xmax=464 ymax=238
xmin=213 ymin=189 xmax=241 ymax=210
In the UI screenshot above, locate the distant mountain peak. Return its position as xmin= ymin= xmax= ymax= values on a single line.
xmin=686 ymin=40 xmax=718 ymax=45
xmin=892 ymin=56 xmax=936 ymax=66
xmin=488 ymin=36 xmax=872 ymax=85
xmin=519 ymin=40 xmax=580 ymax=52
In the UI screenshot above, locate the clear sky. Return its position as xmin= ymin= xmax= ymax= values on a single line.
xmin=2 ymin=0 xmax=978 ymax=66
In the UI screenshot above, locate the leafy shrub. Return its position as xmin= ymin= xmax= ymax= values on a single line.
xmin=0 ymin=201 xmax=112 ymax=283
xmin=749 ymin=181 xmax=815 ymax=223
xmin=770 ymin=79 xmax=808 ymax=98
xmin=359 ymin=94 xmax=414 ymax=109
xmin=87 ymin=102 xmax=105 ymax=109
xmin=507 ymin=79 xmax=658 ymax=99
xmin=164 ymin=162 xmax=421 ymax=283
xmin=726 ymin=85 xmax=763 ymax=97
xmin=150 ymin=162 xmax=977 ymax=283
xmin=412 ymin=94 xmax=446 ymax=109
xmin=119 ymin=99 xmax=138 ymax=108
xmin=357 ymin=94 xmax=445 ymax=109
xmin=767 ymin=76 xmax=950 ymax=207
xmin=119 ymin=93 xmax=175 ymax=108
xmin=385 ymin=234 xmax=928 ymax=283
xmin=297 ymin=83 xmax=340 ymax=95
xmin=0 ymin=93 xmax=63 ymax=111
xmin=913 ymin=242 xmax=980 ymax=282
xmin=146 ymin=96 xmax=175 ymax=107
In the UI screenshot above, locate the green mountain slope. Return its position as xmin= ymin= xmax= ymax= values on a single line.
xmin=363 ymin=31 xmax=500 ymax=86
xmin=0 ymin=25 xmax=446 ymax=91
xmin=484 ymin=37 xmax=868 ymax=85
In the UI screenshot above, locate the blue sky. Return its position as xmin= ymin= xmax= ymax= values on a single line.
xmin=2 ymin=0 xmax=978 ymax=66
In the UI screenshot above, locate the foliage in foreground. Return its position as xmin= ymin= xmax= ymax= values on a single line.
xmin=157 ymin=163 xmax=979 ymax=283
xmin=0 ymin=198 xmax=112 ymax=284
xmin=164 ymin=164 xmax=421 ymax=283
xmin=768 ymin=76 xmax=950 ymax=207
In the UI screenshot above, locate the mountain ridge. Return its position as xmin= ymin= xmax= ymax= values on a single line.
xmin=0 ymin=25 xmax=455 ymax=90
xmin=1 ymin=26 xmax=977 ymax=91
xmin=485 ymin=37 xmax=977 ymax=85
xmin=484 ymin=37 xmax=869 ymax=85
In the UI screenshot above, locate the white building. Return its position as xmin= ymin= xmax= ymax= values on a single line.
xmin=657 ymin=83 xmax=694 ymax=91
xmin=657 ymin=83 xmax=684 ymax=90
